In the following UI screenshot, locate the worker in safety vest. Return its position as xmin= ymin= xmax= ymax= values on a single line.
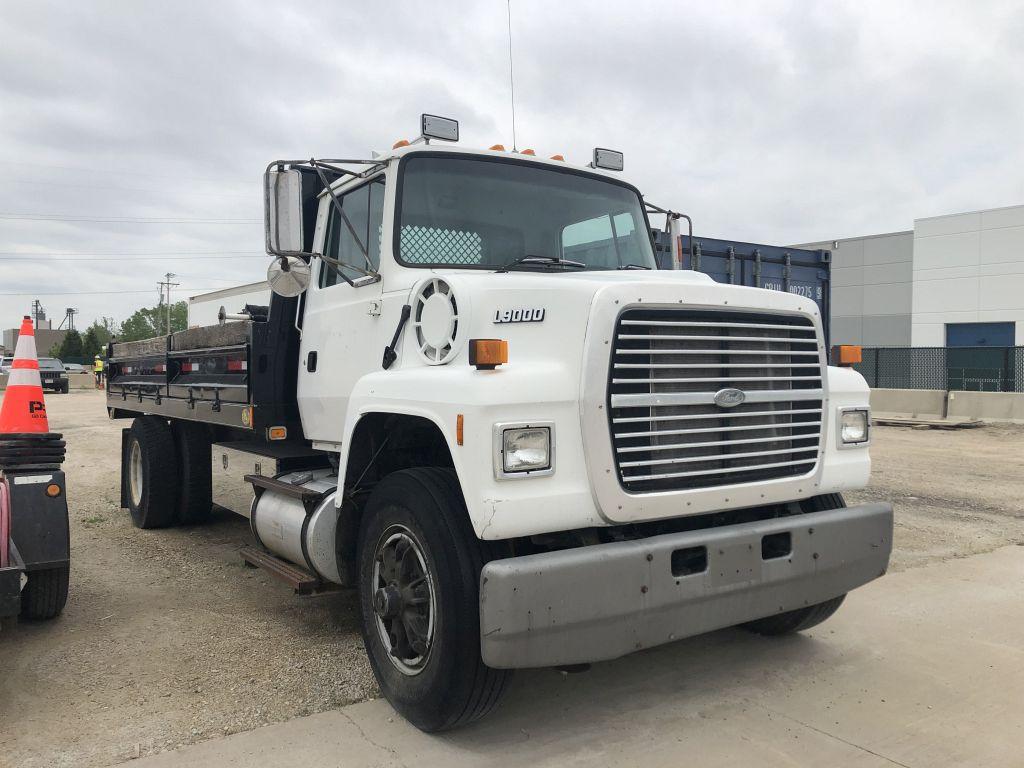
xmin=94 ymin=355 xmax=104 ymax=389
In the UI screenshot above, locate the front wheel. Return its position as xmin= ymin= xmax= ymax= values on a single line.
xmin=742 ymin=492 xmax=849 ymax=636
xmin=356 ymin=468 xmax=510 ymax=732
xmin=742 ymin=594 xmax=846 ymax=636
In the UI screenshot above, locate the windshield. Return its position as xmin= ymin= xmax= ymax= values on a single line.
xmin=396 ymin=155 xmax=656 ymax=271
xmin=39 ymin=358 xmax=64 ymax=371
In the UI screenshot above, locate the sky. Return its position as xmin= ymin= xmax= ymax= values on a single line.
xmin=1 ymin=0 xmax=1022 ymax=332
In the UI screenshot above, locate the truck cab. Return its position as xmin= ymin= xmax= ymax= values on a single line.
xmin=109 ymin=115 xmax=892 ymax=732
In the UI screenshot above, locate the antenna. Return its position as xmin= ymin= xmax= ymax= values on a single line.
xmin=506 ymin=0 xmax=517 ymax=151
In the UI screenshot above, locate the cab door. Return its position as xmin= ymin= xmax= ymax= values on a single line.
xmin=297 ymin=176 xmax=386 ymax=444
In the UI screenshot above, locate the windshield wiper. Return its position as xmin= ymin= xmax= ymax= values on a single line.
xmin=496 ymin=255 xmax=587 ymax=273
xmin=617 ymin=263 xmax=651 ymax=270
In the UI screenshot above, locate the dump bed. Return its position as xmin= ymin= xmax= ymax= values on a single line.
xmin=106 ymin=295 xmax=303 ymax=439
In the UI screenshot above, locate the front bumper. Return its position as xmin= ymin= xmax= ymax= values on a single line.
xmin=479 ymin=501 xmax=892 ymax=669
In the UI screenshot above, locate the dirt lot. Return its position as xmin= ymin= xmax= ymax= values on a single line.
xmin=2 ymin=390 xmax=1023 ymax=767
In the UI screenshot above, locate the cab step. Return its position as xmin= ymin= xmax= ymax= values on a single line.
xmin=239 ymin=546 xmax=341 ymax=596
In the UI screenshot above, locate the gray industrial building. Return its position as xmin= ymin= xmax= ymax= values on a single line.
xmin=795 ymin=203 xmax=1024 ymax=349
xmin=795 ymin=230 xmax=913 ymax=346
xmin=2 ymin=325 xmax=68 ymax=358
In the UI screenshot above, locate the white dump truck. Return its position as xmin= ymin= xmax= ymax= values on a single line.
xmin=107 ymin=115 xmax=892 ymax=731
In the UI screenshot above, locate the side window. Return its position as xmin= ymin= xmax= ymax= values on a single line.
xmin=562 ymin=214 xmax=616 ymax=269
xmin=561 ymin=211 xmax=645 ymax=269
xmin=611 ymin=211 xmax=645 ymax=266
xmin=320 ymin=177 xmax=386 ymax=288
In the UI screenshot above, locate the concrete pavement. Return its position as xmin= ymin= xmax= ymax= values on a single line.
xmin=124 ymin=546 xmax=1024 ymax=768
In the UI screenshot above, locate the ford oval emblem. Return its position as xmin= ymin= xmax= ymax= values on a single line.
xmin=714 ymin=388 xmax=746 ymax=408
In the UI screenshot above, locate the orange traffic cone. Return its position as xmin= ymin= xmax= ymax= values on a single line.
xmin=0 ymin=316 xmax=50 ymax=434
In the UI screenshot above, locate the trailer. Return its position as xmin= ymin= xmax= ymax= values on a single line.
xmin=0 ymin=439 xmax=70 ymax=623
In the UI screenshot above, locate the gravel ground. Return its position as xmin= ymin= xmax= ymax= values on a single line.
xmin=1 ymin=390 xmax=1023 ymax=767
xmin=1 ymin=391 xmax=375 ymax=768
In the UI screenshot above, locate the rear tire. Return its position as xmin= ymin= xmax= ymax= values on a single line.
xmin=125 ymin=417 xmax=179 ymax=529
xmin=356 ymin=468 xmax=510 ymax=732
xmin=742 ymin=493 xmax=849 ymax=636
xmin=171 ymin=421 xmax=212 ymax=524
xmin=20 ymin=565 xmax=69 ymax=620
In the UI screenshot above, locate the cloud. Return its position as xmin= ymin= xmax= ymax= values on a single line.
xmin=1 ymin=0 xmax=1021 ymax=330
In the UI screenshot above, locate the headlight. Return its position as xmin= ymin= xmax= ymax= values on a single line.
xmin=839 ymin=408 xmax=870 ymax=446
xmin=494 ymin=423 xmax=554 ymax=477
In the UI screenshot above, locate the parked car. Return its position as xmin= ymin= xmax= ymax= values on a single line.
xmin=63 ymin=363 xmax=86 ymax=373
xmin=38 ymin=358 xmax=70 ymax=393
xmin=0 ymin=356 xmax=12 ymax=374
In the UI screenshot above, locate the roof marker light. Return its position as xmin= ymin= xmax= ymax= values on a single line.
xmin=393 ymin=139 xmax=410 ymax=149
xmin=549 ymin=154 xmax=565 ymax=161
xmin=489 ymin=144 xmax=506 ymax=151
xmin=420 ymin=114 xmax=459 ymax=142
xmin=591 ymin=148 xmax=624 ymax=171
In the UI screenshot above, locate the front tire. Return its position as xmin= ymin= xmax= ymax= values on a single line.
xmin=742 ymin=594 xmax=846 ymax=636
xmin=125 ymin=417 xmax=179 ymax=529
xmin=356 ymin=468 xmax=510 ymax=732
xmin=742 ymin=492 xmax=849 ymax=636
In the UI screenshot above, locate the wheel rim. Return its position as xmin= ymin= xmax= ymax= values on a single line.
xmin=129 ymin=440 xmax=143 ymax=507
xmin=371 ymin=524 xmax=436 ymax=676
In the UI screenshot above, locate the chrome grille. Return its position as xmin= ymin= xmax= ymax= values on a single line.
xmin=608 ymin=308 xmax=823 ymax=492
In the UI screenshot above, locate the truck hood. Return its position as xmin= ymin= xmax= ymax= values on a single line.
xmin=397 ymin=268 xmax=824 ymax=371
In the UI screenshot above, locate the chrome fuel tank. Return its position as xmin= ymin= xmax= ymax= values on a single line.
xmin=250 ymin=470 xmax=341 ymax=583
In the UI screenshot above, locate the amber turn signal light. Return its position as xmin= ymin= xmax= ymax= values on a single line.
xmin=833 ymin=345 xmax=862 ymax=366
xmin=469 ymin=339 xmax=508 ymax=370
xmin=267 ymin=426 xmax=288 ymax=441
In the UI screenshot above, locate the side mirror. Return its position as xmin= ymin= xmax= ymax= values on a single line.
xmin=264 ymin=164 xmax=320 ymax=257
xmin=267 ymin=255 xmax=311 ymax=298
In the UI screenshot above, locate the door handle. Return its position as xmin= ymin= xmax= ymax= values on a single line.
xmin=307 ymin=351 xmax=318 ymax=372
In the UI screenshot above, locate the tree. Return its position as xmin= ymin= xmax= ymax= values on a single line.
xmin=54 ymin=329 xmax=84 ymax=360
xmin=82 ymin=318 xmax=116 ymax=359
xmin=82 ymin=327 xmax=103 ymax=359
xmin=118 ymin=301 xmax=188 ymax=342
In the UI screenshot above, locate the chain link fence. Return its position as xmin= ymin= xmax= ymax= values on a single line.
xmin=854 ymin=346 xmax=1024 ymax=392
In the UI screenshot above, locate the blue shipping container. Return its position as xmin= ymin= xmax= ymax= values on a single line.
xmin=653 ymin=232 xmax=832 ymax=347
